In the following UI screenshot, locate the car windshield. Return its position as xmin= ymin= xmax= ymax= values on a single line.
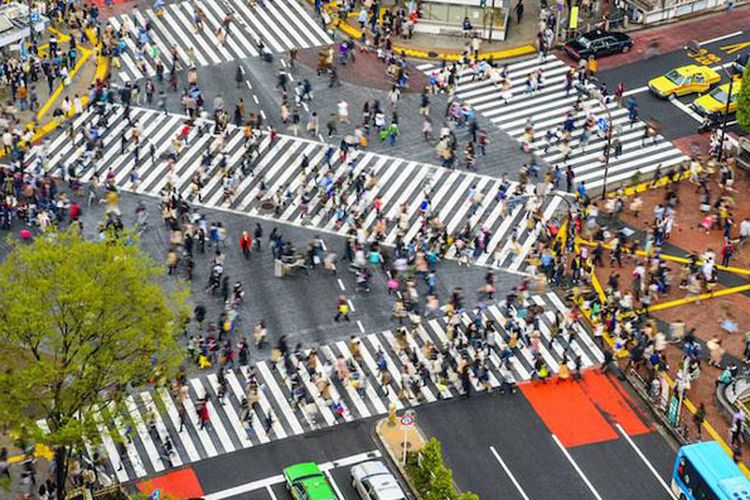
xmin=710 ymin=88 xmax=728 ymax=104
xmin=665 ymin=70 xmax=686 ymax=85
xmin=576 ymin=36 xmax=591 ymax=49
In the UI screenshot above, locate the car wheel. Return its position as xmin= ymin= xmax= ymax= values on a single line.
xmin=622 ymin=44 xmax=631 ymax=53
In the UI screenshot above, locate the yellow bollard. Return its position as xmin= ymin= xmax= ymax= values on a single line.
xmin=388 ymin=402 xmax=397 ymax=426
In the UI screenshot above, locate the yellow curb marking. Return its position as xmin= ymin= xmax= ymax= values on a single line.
xmin=35 ymin=47 xmax=93 ymax=122
xmin=321 ymin=0 xmax=535 ymax=61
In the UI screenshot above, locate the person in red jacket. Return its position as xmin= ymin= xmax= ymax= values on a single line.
xmin=69 ymin=202 xmax=81 ymax=222
xmin=197 ymin=399 xmax=210 ymax=430
xmin=239 ymin=231 xmax=252 ymax=259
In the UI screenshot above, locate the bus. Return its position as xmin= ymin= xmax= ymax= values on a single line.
xmin=672 ymin=441 xmax=750 ymax=500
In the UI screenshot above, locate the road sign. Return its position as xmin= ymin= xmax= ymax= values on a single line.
xmin=400 ymin=414 xmax=415 ymax=427
xmin=667 ymin=395 xmax=680 ymax=426
xmin=569 ymin=6 xmax=579 ymax=29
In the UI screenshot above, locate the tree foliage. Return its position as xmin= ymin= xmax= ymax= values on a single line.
xmin=0 ymin=230 xmax=189 ymax=499
xmin=738 ymin=64 xmax=750 ymax=133
xmin=405 ymin=437 xmax=479 ymax=500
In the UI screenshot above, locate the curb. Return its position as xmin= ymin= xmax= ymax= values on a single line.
xmin=571 ymin=262 xmax=750 ymax=478
xmin=1 ymin=38 xmax=109 ymax=160
xmin=313 ymin=0 xmax=537 ymax=62
xmin=337 ymin=18 xmax=536 ymax=61
xmin=374 ymin=418 xmax=425 ymax=500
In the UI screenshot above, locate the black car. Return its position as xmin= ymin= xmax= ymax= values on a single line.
xmin=732 ymin=51 xmax=748 ymax=76
xmin=563 ymin=29 xmax=634 ymax=60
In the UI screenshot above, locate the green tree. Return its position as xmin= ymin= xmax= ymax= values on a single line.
xmin=426 ymin=465 xmax=455 ymax=500
xmin=0 ymin=230 xmax=189 ymax=500
xmin=457 ymin=492 xmax=480 ymax=500
xmin=421 ymin=437 xmax=444 ymax=472
xmin=738 ymin=63 xmax=750 ymax=133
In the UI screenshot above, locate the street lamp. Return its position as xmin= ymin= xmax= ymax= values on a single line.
xmin=596 ymin=92 xmax=614 ymax=200
xmin=717 ymin=70 xmax=736 ymax=163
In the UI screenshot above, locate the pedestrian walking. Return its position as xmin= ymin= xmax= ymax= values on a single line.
xmin=334 ymin=295 xmax=351 ymax=322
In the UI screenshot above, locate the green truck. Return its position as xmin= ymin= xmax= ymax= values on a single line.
xmin=283 ymin=462 xmax=338 ymax=500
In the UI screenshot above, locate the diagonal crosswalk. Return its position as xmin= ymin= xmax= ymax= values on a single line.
xmin=26 ymin=105 xmax=561 ymax=272
xmin=110 ymin=0 xmax=331 ymax=83
xmin=37 ymin=292 xmax=602 ymax=481
xmin=418 ymin=55 xmax=688 ymax=190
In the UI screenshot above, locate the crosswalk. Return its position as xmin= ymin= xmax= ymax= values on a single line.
xmin=109 ymin=0 xmax=331 ymax=82
xmin=26 ymin=105 xmax=561 ymax=272
xmin=38 ymin=292 xmax=602 ymax=482
xmin=418 ymin=55 xmax=688 ymax=189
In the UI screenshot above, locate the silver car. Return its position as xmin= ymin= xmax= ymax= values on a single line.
xmin=351 ymin=461 xmax=407 ymax=500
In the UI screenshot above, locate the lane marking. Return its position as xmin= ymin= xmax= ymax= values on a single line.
xmin=324 ymin=470 xmax=345 ymax=500
xmin=357 ymin=320 xmax=365 ymax=333
xmin=551 ymin=434 xmax=604 ymax=500
xmin=245 ymin=80 xmax=253 ymax=90
xmin=253 ymin=94 xmax=259 ymax=104
xmin=623 ymin=85 xmax=649 ymax=97
xmin=667 ymin=98 xmax=704 ymax=122
xmin=260 ymin=110 xmax=267 ymax=120
xmin=338 ymin=278 xmax=346 ymax=291
xmin=667 ymin=95 xmax=704 ymax=123
xmin=347 ymin=299 xmax=356 ymax=312
xmin=699 ymin=31 xmax=743 ymax=46
xmin=615 ymin=424 xmax=676 ymax=499
xmin=203 ymin=450 xmax=380 ymax=499
xmin=318 ymin=133 xmax=325 ymax=142
xmin=490 ymin=446 xmax=531 ymax=500
xmin=265 ymin=485 xmax=278 ymax=500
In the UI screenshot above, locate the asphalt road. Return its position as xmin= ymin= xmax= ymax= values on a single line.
xmin=192 ymin=416 xmax=386 ymax=499
xmin=598 ymin=27 xmax=750 ymax=141
xmin=0 ymin=188 xmax=509 ymax=365
xmin=417 ymin=381 xmax=676 ymax=500
xmin=185 ymin=377 xmax=676 ymax=500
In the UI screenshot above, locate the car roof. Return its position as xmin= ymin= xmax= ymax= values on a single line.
xmin=351 ymin=462 xmax=406 ymax=500
xmin=366 ymin=474 xmax=406 ymax=499
xmin=301 ymin=476 xmax=337 ymax=500
xmin=675 ymin=64 xmax=700 ymax=74
xmin=580 ymin=29 xmax=609 ymax=40
xmin=713 ymin=79 xmax=743 ymax=92
xmin=284 ymin=462 xmax=323 ymax=481
xmin=352 ymin=460 xmax=391 ymax=479
xmin=580 ymin=29 xmax=630 ymax=41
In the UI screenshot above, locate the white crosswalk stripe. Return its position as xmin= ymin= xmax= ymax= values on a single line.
xmin=72 ymin=293 xmax=601 ymax=480
xmin=110 ymin=0 xmax=331 ymax=82
xmin=421 ymin=55 xmax=688 ymax=190
xmin=28 ymin=106 xmax=557 ymax=272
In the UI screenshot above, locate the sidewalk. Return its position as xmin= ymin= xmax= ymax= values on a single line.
xmin=596 ymin=3 xmax=750 ymax=71
xmin=332 ymin=4 xmax=538 ymax=61
xmin=584 ymin=173 xmax=750 ymax=466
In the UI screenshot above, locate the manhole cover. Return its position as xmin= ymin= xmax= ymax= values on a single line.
xmin=259 ymin=200 xmax=276 ymax=213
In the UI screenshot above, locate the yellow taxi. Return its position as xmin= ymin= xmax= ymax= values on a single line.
xmin=692 ymin=78 xmax=743 ymax=117
xmin=648 ymin=65 xmax=721 ymax=98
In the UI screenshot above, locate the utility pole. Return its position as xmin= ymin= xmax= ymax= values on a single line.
xmin=488 ymin=0 xmax=496 ymax=42
xmin=717 ymin=74 xmax=735 ymax=163
xmin=597 ymin=93 xmax=614 ymax=200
